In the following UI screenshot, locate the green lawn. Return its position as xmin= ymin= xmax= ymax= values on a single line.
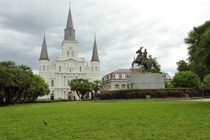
xmin=0 ymin=100 xmax=210 ymax=140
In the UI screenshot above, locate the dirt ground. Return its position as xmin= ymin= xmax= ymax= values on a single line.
xmin=183 ymin=98 xmax=210 ymax=102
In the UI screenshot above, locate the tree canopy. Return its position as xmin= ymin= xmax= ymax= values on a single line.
xmin=70 ymin=78 xmax=92 ymax=100
xmin=0 ymin=61 xmax=49 ymax=105
xmin=148 ymin=55 xmax=161 ymax=73
xmin=182 ymin=20 xmax=210 ymax=79
xmin=70 ymin=79 xmax=101 ymax=100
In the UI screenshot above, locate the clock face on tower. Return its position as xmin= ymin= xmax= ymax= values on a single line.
xmin=69 ymin=61 xmax=74 ymax=65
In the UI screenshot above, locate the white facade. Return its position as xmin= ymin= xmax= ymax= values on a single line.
xmin=38 ymin=8 xmax=100 ymax=99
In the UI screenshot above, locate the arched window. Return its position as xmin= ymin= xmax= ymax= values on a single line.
xmin=50 ymin=93 xmax=54 ymax=100
xmin=121 ymin=84 xmax=126 ymax=89
xmin=71 ymin=51 xmax=74 ymax=57
xmin=43 ymin=65 xmax=46 ymax=71
xmin=68 ymin=80 xmax=71 ymax=86
xmin=115 ymin=84 xmax=119 ymax=89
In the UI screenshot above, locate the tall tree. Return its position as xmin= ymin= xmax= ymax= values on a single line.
xmin=176 ymin=60 xmax=190 ymax=72
xmin=148 ymin=55 xmax=161 ymax=73
xmin=90 ymin=80 xmax=101 ymax=100
xmin=184 ymin=20 xmax=210 ymax=78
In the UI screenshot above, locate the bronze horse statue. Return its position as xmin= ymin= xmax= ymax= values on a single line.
xmin=132 ymin=47 xmax=157 ymax=72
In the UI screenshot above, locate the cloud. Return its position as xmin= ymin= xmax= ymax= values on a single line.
xmin=0 ymin=0 xmax=210 ymax=78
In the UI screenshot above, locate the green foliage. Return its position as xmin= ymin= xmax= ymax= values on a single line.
xmin=176 ymin=60 xmax=190 ymax=72
xmin=1 ymin=101 xmax=210 ymax=139
xmin=165 ymin=81 xmax=172 ymax=88
xmin=148 ymin=55 xmax=161 ymax=73
xmin=97 ymin=88 xmax=200 ymax=100
xmin=203 ymin=74 xmax=210 ymax=90
xmin=70 ymin=78 xmax=92 ymax=100
xmin=172 ymin=71 xmax=201 ymax=88
xmin=27 ymin=74 xmax=50 ymax=101
xmin=91 ymin=80 xmax=101 ymax=93
xmin=0 ymin=61 xmax=49 ymax=105
xmin=183 ymin=20 xmax=210 ymax=79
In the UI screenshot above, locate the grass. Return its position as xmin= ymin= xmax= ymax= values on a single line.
xmin=0 ymin=100 xmax=210 ymax=140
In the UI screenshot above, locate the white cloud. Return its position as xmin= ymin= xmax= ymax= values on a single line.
xmin=0 ymin=0 xmax=210 ymax=77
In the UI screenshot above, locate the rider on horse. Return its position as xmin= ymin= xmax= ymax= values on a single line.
xmin=136 ymin=47 xmax=144 ymax=65
xmin=132 ymin=47 xmax=157 ymax=72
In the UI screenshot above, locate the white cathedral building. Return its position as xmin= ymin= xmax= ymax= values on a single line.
xmin=38 ymin=7 xmax=100 ymax=99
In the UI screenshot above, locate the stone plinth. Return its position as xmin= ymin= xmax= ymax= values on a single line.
xmin=127 ymin=72 xmax=165 ymax=89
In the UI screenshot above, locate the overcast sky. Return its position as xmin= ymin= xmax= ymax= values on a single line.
xmin=0 ymin=0 xmax=210 ymax=77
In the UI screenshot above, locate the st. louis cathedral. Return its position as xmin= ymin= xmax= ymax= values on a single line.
xmin=38 ymin=7 xmax=100 ymax=99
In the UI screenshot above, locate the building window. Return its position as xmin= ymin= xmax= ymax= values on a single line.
xmin=121 ymin=74 xmax=126 ymax=79
xmin=114 ymin=74 xmax=119 ymax=79
xmin=64 ymin=76 xmax=66 ymax=87
xmin=71 ymin=51 xmax=74 ymax=57
xmin=43 ymin=65 xmax=45 ymax=71
xmin=95 ymin=66 xmax=98 ymax=71
xmin=64 ymin=91 xmax=66 ymax=98
xmin=47 ymin=66 xmax=49 ymax=71
xmin=80 ymin=66 xmax=82 ymax=72
xmin=115 ymin=84 xmax=119 ymax=89
xmin=121 ymin=84 xmax=126 ymax=89
xmin=59 ymin=66 xmax=61 ymax=72
xmin=68 ymin=80 xmax=71 ymax=86
xmin=67 ymin=51 xmax=70 ymax=57
xmin=51 ymin=80 xmax=54 ymax=87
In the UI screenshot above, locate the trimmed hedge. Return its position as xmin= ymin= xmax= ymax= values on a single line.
xmin=97 ymin=88 xmax=201 ymax=100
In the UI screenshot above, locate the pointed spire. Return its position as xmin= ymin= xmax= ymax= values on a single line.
xmin=91 ymin=33 xmax=100 ymax=62
xmin=39 ymin=34 xmax=50 ymax=61
xmin=64 ymin=5 xmax=76 ymax=40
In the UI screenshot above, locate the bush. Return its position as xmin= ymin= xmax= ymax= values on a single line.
xmin=97 ymin=89 xmax=201 ymax=100
xmin=172 ymin=71 xmax=201 ymax=88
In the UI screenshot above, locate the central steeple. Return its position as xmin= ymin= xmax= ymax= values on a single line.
xmin=64 ymin=6 xmax=75 ymax=40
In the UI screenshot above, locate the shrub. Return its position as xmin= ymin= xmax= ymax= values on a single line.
xmin=172 ymin=71 xmax=201 ymax=88
xmin=98 ymin=89 xmax=201 ymax=100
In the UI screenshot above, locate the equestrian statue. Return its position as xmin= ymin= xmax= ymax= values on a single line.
xmin=132 ymin=47 xmax=158 ymax=72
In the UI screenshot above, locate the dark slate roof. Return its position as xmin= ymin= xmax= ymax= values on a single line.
xmin=39 ymin=35 xmax=50 ymax=61
xmin=64 ymin=7 xmax=76 ymax=40
xmin=91 ymin=35 xmax=100 ymax=62
xmin=66 ymin=8 xmax=74 ymax=29
xmin=112 ymin=69 xmax=132 ymax=74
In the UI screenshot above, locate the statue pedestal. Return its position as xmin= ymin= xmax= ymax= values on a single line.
xmin=127 ymin=72 xmax=165 ymax=89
